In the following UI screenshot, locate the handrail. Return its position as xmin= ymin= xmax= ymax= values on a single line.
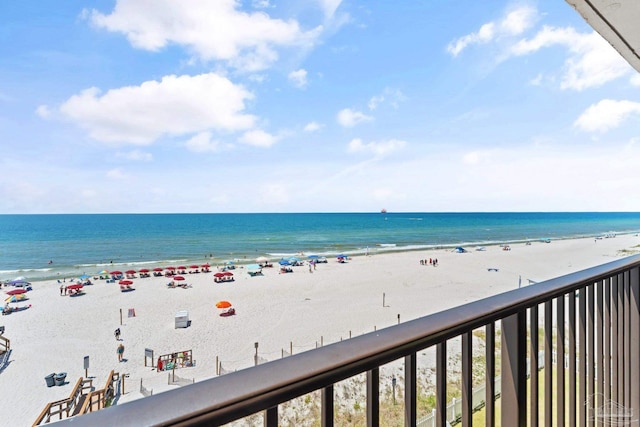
xmin=0 ymin=334 xmax=10 ymax=352
xmin=52 ymin=254 xmax=640 ymax=426
xmin=78 ymin=370 xmax=118 ymax=415
xmin=32 ymin=377 xmax=84 ymax=426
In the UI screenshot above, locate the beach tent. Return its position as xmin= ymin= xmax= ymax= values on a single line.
xmin=454 ymin=247 xmax=467 ymax=253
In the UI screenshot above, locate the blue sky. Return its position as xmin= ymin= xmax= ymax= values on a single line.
xmin=2 ymin=0 xmax=639 ymax=213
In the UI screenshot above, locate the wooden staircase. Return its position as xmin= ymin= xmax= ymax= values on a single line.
xmin=32 ymin=370 xmax=120 ymax=426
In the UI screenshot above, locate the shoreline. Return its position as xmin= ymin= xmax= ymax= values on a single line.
xmin=3 ymin=232 xmax=637 ymax=283
xmin=2 ymin=234 xmax=639 ymax=425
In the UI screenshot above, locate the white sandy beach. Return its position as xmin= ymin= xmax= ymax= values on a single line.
xmin=2 ymin=235 xmax=639 ymax=425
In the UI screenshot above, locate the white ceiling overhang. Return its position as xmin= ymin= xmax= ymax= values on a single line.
xmin=566 ymin=0 xmax=640 ymax=72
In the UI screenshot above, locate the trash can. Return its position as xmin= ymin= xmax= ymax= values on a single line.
xmin=45 ymin=373 xmax=56 ymax=387
xmin=54 ymin=372 xmax=67 ymax=386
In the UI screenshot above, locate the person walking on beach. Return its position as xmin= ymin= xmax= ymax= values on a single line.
xmin=60 ymin=284 xmax=64 ymax=295
xmin=114 ymin=328 xmax=121 ymax=340
xmin=117 ymin=343 xmax=125 ymax=362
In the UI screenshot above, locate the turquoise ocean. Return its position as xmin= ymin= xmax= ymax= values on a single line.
xmin=1 ymin=212 xmax=640 ymax=282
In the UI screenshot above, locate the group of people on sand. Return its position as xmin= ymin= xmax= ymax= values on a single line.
xmin=419 ymin=258 xmax=438 ymax=266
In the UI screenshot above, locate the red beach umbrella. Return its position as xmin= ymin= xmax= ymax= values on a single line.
xmin=189 ymin=265 xmax=199 ymax=269
xmin=139 ymin=268 xmax=150 ymax=273
xmin=177 ymin=266 xmax=186 ymax=270
xmin=153 ymin=267 xmax=164 ymax=272
xmin=125 ymin=269 xmax=136 ymax=274
xmin=223 ymin=271 xmax=234 ymax=277
xmin=67 ymin=284 xmax=83 ymax=290
xmin=110 ymin=271 xmax=122 ymax=275
xmin=213 ymin=272 xmax=225 ymax=278
xmin=173 ymin=276 xmax=185 ymax=281
xmin=119 ymin=280 xmax=133 ymax=285
xmin=6 ymin=289 xmax=27 ymax=295
xmin=165 ymin=266 xmax=176 ymax=270
xmin=216 ymin=301 xmax=232 ymax=309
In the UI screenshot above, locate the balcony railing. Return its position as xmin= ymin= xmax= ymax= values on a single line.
xmin=54 ymin=254 xmax=640 ymax=426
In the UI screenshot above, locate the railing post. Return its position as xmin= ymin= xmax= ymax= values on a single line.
xmin=630 ymin=266 xmax=640 ymax=421
xmin=545 ymin=300 xmax=553 ymax=427
xmin=321 ymin=385 xmax=333 ymax=427
xmin=485 ymin=322 xmax=495 ymax=427
xmin=501 ymin=310 xmax=526 ymax=426
xmin=366 ymin=368 xmax=379 ymax=427
xmin=404 ymin=352 xmax=417 ymax=426
xmin=462 ymin=332 xmax=473 ymax=426
xmin=436 ymin=342 xmax=447 ymax=427
xmin=264 ymin=406 xmax=278 ymax=427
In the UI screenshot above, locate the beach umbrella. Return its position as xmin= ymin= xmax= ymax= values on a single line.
xmin=189 ymin=265 xmax=199 ymax=269
xmin=5 ymin=294 xmax=26 ymax=303
xmin=225 ymin=260 xmax=235 ymax=265
xmin=279 ymin=259 xmax=290 ymax=266
xmin=153 ymin=267 xmax=163 ymax=272
xmin=125 ymin=269 xmax=136 ymax=275
xmin=139 ymin=268 xmax=150 ymax=273
xmin=174 ymin=276 xmax=185 ymax=281
xmin=98 ymin=270 xmax=109 ymax=275
xmin=6 ymin=289 xmax=27 ymax=296
xmin=79 ymin=274 xmax=91 ymax=280
xmin=119 ymin=280 xmax=133 ymax=285
xmin=177 ymin=266 xmax=186 ymax=270
xmin=256 ymin=256 xmax=269 ymax=263
xmin=216 ymin=301 xmax=232 ymax=309
xmin=201 ymin=263 xmax=210 ymax=268
xmin=222 ymin=271 xmax=234 ymax=277
xmin=8 ymin=279 xmax=30 ymax=286
xmin=213 ymin=272 xmax=225 ymax=278
xmin=66 ymin=284 xmax=83 ymax=290
xmin=307 ymin=255 xmax=319 ymax=260
xmin=165 ymin=266 xmax=176 ymax=270
xmin=110 ymin=271 xmax=122 ymax=275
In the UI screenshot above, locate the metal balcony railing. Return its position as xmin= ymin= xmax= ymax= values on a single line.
xmin=54 ymin=254 xmax=640 ymax=426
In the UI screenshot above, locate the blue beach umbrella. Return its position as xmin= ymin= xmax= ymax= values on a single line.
xmin=307 ymin=255 xmax=319 ymax=259
xmin=279 ymin=259 xmax=290 ymax=266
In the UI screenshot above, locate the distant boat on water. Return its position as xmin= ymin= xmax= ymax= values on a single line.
xmin=380 ymin=208 xmax=387 ymax=214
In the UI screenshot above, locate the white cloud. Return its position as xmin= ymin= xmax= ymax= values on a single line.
xmin=118 ymin=149 xmax=153 ymax=161
xmin=304 ymin=121 xmax=321 ymax=132
xmin=185 ymin=132 xmax=223 ymax=152
xmin=574 ymin=99 xmax=640 ymax=133
xmin=239 ymin=129 xmax=278 ymax=147
xmin=106 ymin=168 xmax=127 ymax=180
xmin=631 ymin=74 xmax=640 ymax=87
xmin=510 ymin=26 xmax=632 ymax=90
xmin=368 ymin=88 xmax=406 ymax=110
xmin=88 ymin=0 xmax=322 ymax=72
xmin=318 ymin=0 xmax=342 ymax=19
xmin=288 ymin=69 xmax=308 ymax=88
xmin=368 ymin=95 xmax=384 ymax=110
xmin=337 ymin=108 xmax=373 ymax=127
xmin=57 ymin=73 xmax=255 ymax=144
xmin=347 ymin=138 xmax=406 ymax=157
xmin=35 ymin=105 xmax=51 ymax=119
xmin=252 ymin=0 xmax=271 ymax=9
xmin=447 ymin=5 xmax=537 ymax=56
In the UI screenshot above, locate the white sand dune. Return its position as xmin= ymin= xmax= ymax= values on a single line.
xmin=1 ymin=234 xmax=637 ymax=425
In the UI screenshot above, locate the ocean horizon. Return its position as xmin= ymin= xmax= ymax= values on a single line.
xmin=2 ymin=212 xmax=640 ymax=282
